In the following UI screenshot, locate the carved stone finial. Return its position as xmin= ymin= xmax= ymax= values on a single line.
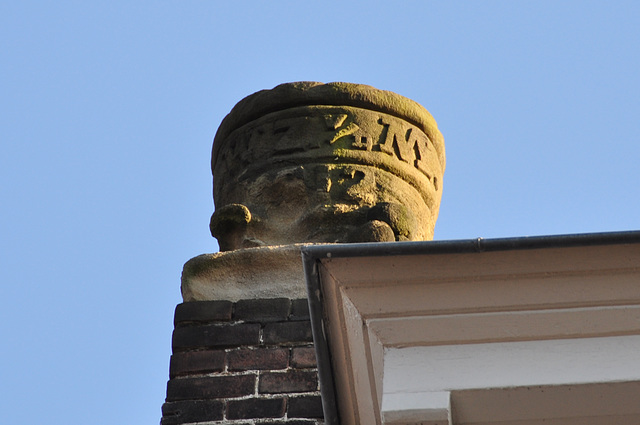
xmin=210 ymin=82 xmax=445 ymax=251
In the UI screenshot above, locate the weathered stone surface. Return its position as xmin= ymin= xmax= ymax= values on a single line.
xmin=179 ymin=82 xmax=446 ymax=301
xmin=181 ymin=244 xmax=308 ymax=301
xmin=210 ymin=82 xmax=445 ymax=251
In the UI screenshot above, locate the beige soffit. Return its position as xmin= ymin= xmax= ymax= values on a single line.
xmin=302 ymin=231 xmax=640 ymax=425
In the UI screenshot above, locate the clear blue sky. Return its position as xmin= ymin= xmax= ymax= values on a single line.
xmin=2 ymin=1 xmax=639 ymax=423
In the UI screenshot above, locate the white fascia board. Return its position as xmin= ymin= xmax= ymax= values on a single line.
xmin=384 ymin=335 xmax=640 ymax=394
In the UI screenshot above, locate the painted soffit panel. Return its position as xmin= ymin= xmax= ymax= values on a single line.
xmin=302 ymin=230 xmax=640 ymax=425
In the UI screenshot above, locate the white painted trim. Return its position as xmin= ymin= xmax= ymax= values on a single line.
xmin=315 ymin=242 xmax=640 ymax=424
xmin=384 ymin=335 xmax=640 ymax=393
xmin=382 ymin=391 xmax=451 ymax=425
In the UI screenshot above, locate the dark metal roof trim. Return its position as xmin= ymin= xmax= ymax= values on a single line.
xmin=302 ymin=229 xmax=640 ymax=261
xmin=302 ymin=250 xmax=340 ymax=425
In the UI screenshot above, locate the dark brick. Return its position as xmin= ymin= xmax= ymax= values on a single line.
xmin=234 ymin=298 xmax=291 ymax=322
xmin=290 ymin=299 xmax=311 ymax=320
xmin=288 ymin=395 xmax=324 ymax=418
xmin=161 ymin=400 xmax=224 ymax=424
xmin=174 ymin=301 xmax=233 ymax=325
xmin=172 ymin=323 xmax=260 ymax=351
xmin=258 ymin=370 xmax=318 ymax=394
xmin=169 ymin=350 xmax=225 ymax=378
xmin=227 ymin=397 xmax=286 ymax=419
xmin=166 ymin=374 xmax=255 ymax=401
xmin=228 ymin=347 xmax=289 ymax=371
xmin=291 ymin=347 xmax=317 ymax=368
xmin=263 ymin=321 xmax=313 ymax=345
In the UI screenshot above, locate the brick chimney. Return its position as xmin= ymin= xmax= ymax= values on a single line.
xmin=161 ymin=82 xmax=445 ymax=424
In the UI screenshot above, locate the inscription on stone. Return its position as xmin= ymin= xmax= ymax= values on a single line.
xmin=219 ymin=107 xmax=440 ymax=192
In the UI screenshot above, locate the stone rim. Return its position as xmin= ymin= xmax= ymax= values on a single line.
xmin=212 ymin=82 xmax=445 ymax=172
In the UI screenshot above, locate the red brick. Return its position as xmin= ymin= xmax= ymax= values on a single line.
xmin=290 ymin=299 xmax=311 ymax=320
xmin=228 ymin=348 xmax=289 ymax=371
xmin=291 ymin=347 xmax=317 ymax=368
xmin=166 ymin=374 xmax=255 ymax=401
xmin=172 ymin=323 xmax=260 ymax=351
xmin=258 ymin=370 xmax=318 ymax=394
xmin=234 ymin=298 xmax=291 ymax=322
xmin=263 ymin=321 xmax=313 ymax=345
xmin=161 ymin=400 xmax=224 ymax=424
xmin=169 ymin=350 xmax=225 ymax=378
xmin=174 ymin=301 xmax=233 ymax=325
xmin=227 ymin=397 xmax=286 ymax=419
xmin=288 ymin=395 xmax=324 ymax=418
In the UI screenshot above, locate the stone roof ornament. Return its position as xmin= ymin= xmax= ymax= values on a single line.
xmin=180 ymin=82 xmax=445 ymax=301
xmin=210 ymin=82 xmax=446 ymax=251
